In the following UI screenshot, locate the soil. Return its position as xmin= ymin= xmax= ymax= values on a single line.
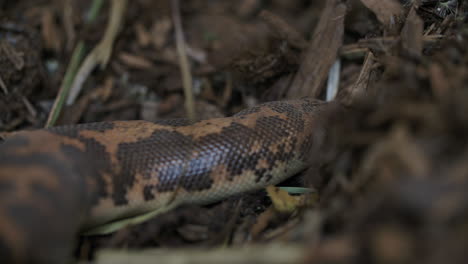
xmin=1 ymin=0 xmax=468 ymax=263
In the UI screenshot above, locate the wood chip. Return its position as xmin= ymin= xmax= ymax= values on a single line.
xmin=401 ymin=7 xmax=424 ymax=59
xmin=288 ymin=0 xmax=346 ymax=98
xmin=118 ymin=52 xmax=154 ymax=69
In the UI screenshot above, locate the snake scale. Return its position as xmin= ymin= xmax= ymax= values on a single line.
xmin=0 ymin=98 xmax=335 ymax=263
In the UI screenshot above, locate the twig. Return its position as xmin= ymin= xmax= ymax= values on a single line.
xmin=0 ymin=76 xmax=8 ymax=94
xmin=45 ymin=0 xmax=106 ymax=127
xmin=171 ymin=0 xmax=196 ymax=121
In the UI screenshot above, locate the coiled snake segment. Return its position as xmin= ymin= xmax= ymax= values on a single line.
xmin=0 ymin=98 xmax=332 ymax=263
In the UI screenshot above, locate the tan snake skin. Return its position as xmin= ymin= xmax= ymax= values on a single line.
xmin=0 ymin=98 xmax=334 ymax=263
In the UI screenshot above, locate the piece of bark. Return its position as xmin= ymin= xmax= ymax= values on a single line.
xmin=287 ymin=0 xmax=346 ymax=99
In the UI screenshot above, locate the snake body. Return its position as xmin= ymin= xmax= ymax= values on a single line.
xmin=0 ymin=98 xmax=332 ymax=263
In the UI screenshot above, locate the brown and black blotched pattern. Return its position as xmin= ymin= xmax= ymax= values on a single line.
xmin=0 ymin=98 xmax=333 ymax=264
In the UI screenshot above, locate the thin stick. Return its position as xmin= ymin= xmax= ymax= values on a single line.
xmin=0 ymin=76 xmax=8 ymax=94
xmin=171 ymin=0 xmax=196 ymax=121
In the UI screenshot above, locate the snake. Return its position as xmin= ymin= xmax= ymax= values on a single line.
xmin=0 ymin=98 xmax=335 ymax=263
